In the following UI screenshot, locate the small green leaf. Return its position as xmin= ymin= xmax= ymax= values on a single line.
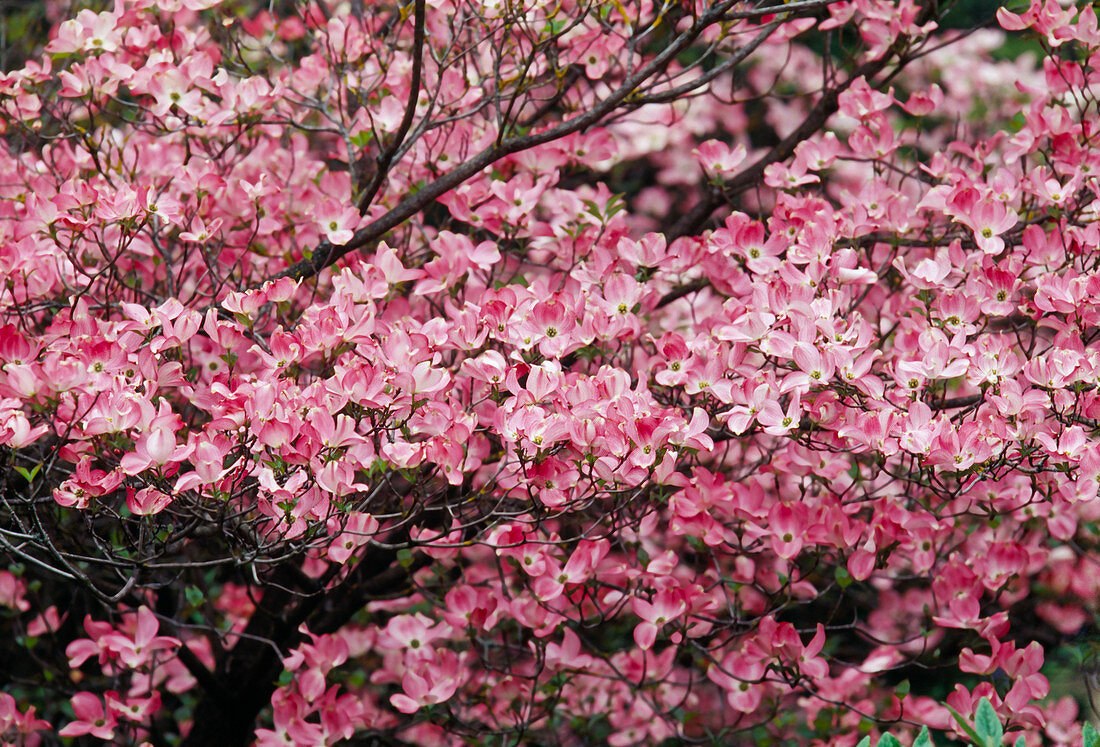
xmin=1085 ymin=723 xmax=1099 ymax=747
xmin=1013 ymin=736 xmax=1024 ymax=747
xmin=397 ymin=548 xmax=414 ymax=568
xmin=974 ymin=698 xmax=1002 ymax=747
xmin=835 ymin=566 xmax=853 ymax=588
xmin=14 ymin=463 xmax=40 ymax=484
xmin=877 ymin=733 xmax=901 ymax=747
xmin=894 ymin=679 xmax=910 ymax=698
xmin=913 ymin=725 xmax=934 ymax=747
xmin=185 ymin=586 xmax=204 ymax=607
xmin=855 ymin=738 xmax=871 ymax=747
xmin=944 ymin=703 xmax=983 ymax=745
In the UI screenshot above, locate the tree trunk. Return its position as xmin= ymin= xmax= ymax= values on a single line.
xmin=180 ymin=547 xmax=427 ymax=744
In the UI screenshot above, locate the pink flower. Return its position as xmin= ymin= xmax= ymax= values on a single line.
xmin=127 ymin=486 xmax=173 ymax=516
xmin=756 ymin=395 xmax=802 ymax=436
xmin=327 ymin=512 xmax=379 ymax=563
xmin=893 ymin=249 xmax=952 ymax=289
xmin=767 ymin=502 xmax=808 ymax=559
xmin=389 ymin=649 xmax=464 ymax=713
xmin=120 ymin=402 xmax=192 ymax=475
xmin=99 ymin=607 xmax=182 ymax=668
xmin=708 ymin=651 xmax=766 ymax=712
xmin=0 ymin=571 xmax=29 ymax=611
xmin=315 ymin=202 xmax=361 ymax=245
xmin=632 ymin=587 xmax=688 ymax=649
xmin=380 ymin=613 xmax=444 ymax=654
xmin=0 ymin=692 xmax=49 ymax=740
xmin=693 ymin=140 xmax=747 ymax=177
xmin=254 ymin=689 xmax=324 ymax=746
xmin=58 ymin=692 xmax=116 ymax=740
xmin=178 ymin=215 xmax=223 ymax=243
xmin=797 ymin=624 xmax=828 ymax=679
xmin=958 ymin=199 xmax=1018 ymax=254
xmin=532 ymin=539 xmax=610 ymax=601
xmin=106 ymin=690 xmax=162 ymax=722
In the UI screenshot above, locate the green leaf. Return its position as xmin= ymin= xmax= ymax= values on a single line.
xmin=855 ymin=738 xmax=871 ymax=747
xmin=835 ymin=566 xmax=853 ymax=588
xmin=14 ymin=463 xmax=40 ymax=484
xmin=1085 ymin=723 xmax=1099 ymax=747
xmin=913 ymin=725 xmax=934 ymax=747
xmin=185 ymin=586 xmax=204 ymax=607
xmin=397 ymin=548 xmax=414 ymax=568
xmin=1013 ymin=736 xmax=1024 ymax=747
xmin=894 ymin=679 xmax=910 ymax=698
xmin=974 ymin=698 xmax=1002 ymax=747
xmin=877 ymin=733 xmax=901 ymax=747
xmin=944 ymin=703 xmax=983 ymax=746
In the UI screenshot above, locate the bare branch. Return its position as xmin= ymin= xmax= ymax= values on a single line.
xmin=356 ymin=0 xmax=427 ymax=214
xmin=275 ymin=0 xmax=817 ymax=282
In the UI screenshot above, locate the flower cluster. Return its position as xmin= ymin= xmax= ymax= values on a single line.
xmin=0 ymin=0 xmax=1097 ymax=744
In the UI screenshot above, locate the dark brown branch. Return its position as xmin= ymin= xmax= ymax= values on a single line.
xmin=356 ymin=0 xmax=426 ymax=214
xmin=668 ymin=43 xmax=912 ymax=242
xmin=173 ymin=640 xmax=228 ymax=701
xmin=929 ymin=394 xmax=983 ymax=411
xmin=627 ymin=19 xmax=779 ymax=107
xmin=178 ymin=545 xmax=428 ymax=746
xmin=654 ymin=26 xmax=930 ymax=307
xmin=274 ymin=0 xmax=816 ymax=283
xmin=655 ymin=278 xmax=709 ymax=309
xmin=519 ymin=65 xmax=583 ymax=128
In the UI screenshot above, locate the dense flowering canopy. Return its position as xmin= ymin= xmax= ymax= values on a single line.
xmin=1 ymin=0 xmax=1100 ymax=744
